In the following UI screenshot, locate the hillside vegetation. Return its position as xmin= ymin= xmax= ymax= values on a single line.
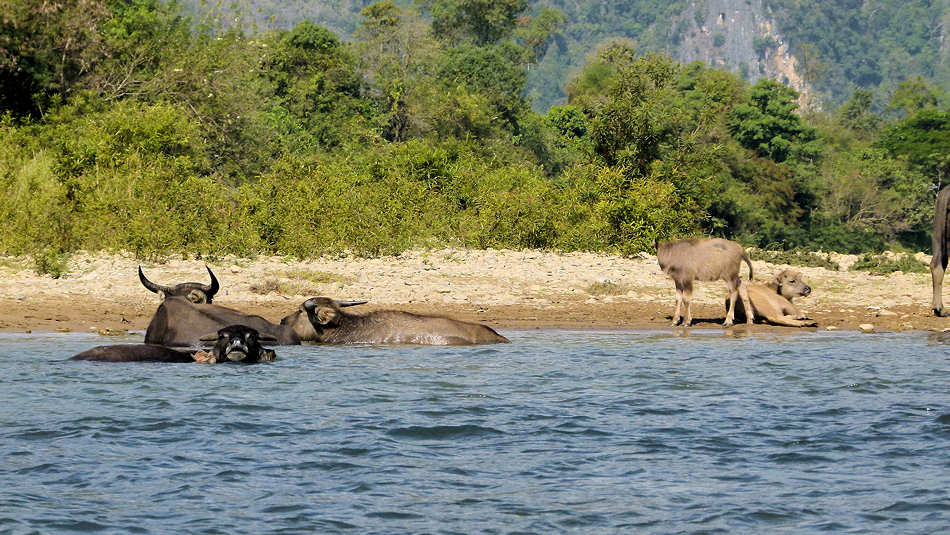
xmin=176 ymin=0 xmax=950 ymax=112
xmin=0 ymin=0 xmax=947 ymax=271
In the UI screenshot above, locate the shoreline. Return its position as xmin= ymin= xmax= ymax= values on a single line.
xmin=1 ymin=248 xmax=948 ymax=336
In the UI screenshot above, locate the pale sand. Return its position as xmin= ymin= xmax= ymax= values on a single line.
xmin=0 ymin=248 xmax=944 ymax=336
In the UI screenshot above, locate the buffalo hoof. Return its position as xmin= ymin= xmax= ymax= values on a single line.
xmin=723 ymin=321 xmax=734 ymax=328
xmin=935 ymin=308 xmax=945 ymax=317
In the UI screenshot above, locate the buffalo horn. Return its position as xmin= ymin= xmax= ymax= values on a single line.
xmin=202 ymin=265 xmax=220 ymax=297
xmin=337 ymin=300 xmax=368 ymax=307
xmin=138 ymin=266 xmax=174 ymax=295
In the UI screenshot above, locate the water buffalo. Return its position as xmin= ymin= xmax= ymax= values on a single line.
xmin=139 ymin=265 xmax=220 ymax=304
xmin=71 ymin=325 xmax=276 ymax=363
xmin=144 ymin=296 xmax=510 ymax=346
xmin=726 ymin=269 xmax=817 ymax=327
xmin=656 ymin=237 xmax=754 ymax=327
xmin=932 ymin=185 xmax=950 ymax=316
xmin=144 ymin=296 xmax=298 ymax=346
xmin=193 ymin=325 xmax=277 ymax=363
xmin=280 ymin=297 xmax=511 ymax=345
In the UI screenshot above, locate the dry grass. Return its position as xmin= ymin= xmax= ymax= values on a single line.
xmin=284 ymin=269 xmax=347 ymax=285
xmin=249 ymin=278 xmax=283 ymax=295
xmin=584 ymin=280 xmax=628 ymax=296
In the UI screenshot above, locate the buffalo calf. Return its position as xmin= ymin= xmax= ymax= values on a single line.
xmin=727 ymin=269 xmax=817 ymax=327
xmin=656 ymin=238 xmax=755 ymax=328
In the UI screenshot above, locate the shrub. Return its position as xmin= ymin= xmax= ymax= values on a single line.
xmin=850 ymin=253 xmax=929 ymax=274
xmin=33 ymin=250 xmax=70 ymax=278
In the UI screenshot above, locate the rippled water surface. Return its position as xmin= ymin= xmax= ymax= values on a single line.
xmin=2 ymin=329 xmax=949 ymax=534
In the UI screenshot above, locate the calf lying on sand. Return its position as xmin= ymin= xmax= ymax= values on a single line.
xmin=71 ymin=325 xmax=277 ymax=364
xmin=727 ymin=269 xmax=817 ymax=327
xmin=656 ymin=238 xmax=754 ymax=327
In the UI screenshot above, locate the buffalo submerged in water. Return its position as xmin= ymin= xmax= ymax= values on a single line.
xmin=71 ymin=325 xmax=277 ymax=364
xmin=144 ymin=296 xmax=509 ymax=347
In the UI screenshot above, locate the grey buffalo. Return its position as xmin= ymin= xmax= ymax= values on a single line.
xmin=656 ymin=237 xmax=755 ymax=327
xmin=71 ymin=325 xmax=276 ymax=363
xmin=144 ymin=296 xmax=509 ymax=347
xmin=932 ymin=185 xmax=950 ymax=316
xmin=282 ymin=297 xmax=510 ymax=345
xmin=139 ymin=265 xmax=220 ymax=304
xmin=144 ymin=297 xmax=297 ymax=346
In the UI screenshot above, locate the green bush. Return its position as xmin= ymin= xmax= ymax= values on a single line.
xmin=850 ymin=253 xmax=929 ymax=274
xmin=33 ymin=249 xmax=70 ymax=278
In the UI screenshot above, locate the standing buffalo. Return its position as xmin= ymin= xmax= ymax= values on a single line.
xmin=144 ymin=296 xmax=509 ymax=347
xmin=139 ymin=265 xmax=220 ymax=304
xmin=727 ymin=269 xmax=817 ymax=327
xmin=932 ymin=185 xmax=950 ymax=316
xmin=656 ymin=237 xmax=755 ymax=327
xmin=71 ymin=325 xmax=276 ymax=363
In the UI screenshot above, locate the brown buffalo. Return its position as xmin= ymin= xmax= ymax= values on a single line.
xmin=139 ymin=265 xmax=220 ymax=304
xmin=656 ymin=237 xmax=754 ymax=327
xmin=727 ymin=269 xmax=817 ymax=327
xmin=931 ymin=185 xmax=950 ymax=316
xmin=280 ymin=297 xmax=510 ymax=345
xmin=144 ymin=296 xmax=509 ymax=347
xmin=71 ymin=325 xmax=276 ymax=363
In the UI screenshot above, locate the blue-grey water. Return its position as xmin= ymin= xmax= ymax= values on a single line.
xmin=1 ymin=329 xmax=949 ymax=534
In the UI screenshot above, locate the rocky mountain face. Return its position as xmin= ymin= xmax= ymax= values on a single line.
xmin=672 ymin=0 xmax=814 ymax=109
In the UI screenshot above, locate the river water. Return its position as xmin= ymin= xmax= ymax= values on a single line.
xmin=1 ymin=329 xmax=948 ymax=534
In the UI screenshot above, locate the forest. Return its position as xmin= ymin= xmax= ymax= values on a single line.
xmin=1 ymin=0 xmax=949 ymax=271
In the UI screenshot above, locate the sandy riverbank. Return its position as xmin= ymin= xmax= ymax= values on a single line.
xmin=0 ymin=248 xmax=946 ymax=336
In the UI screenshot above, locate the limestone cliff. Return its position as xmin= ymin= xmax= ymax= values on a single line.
xmin=672 ymin=0 xmax=816 ymax=110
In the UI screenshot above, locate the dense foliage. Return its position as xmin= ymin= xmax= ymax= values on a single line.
xmin=173 ymin=1 xmax=950 ymax=114
xmin=0 ymin=0 xmax=945 ymax=264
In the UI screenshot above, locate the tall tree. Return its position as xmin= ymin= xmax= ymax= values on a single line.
xmin=728 ymin=79 xmax=818 ymax=163
xmin=419 ymin=0 xmax=526 ymax=45
xmin=0 ymin=0 xmax=110 ymax=116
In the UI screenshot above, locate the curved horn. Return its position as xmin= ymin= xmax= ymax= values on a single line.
xmin=337 ymin=300 xmax=367 ymax=307
xmin=138 ymin=266 xmax=173 ymax=295
xmin=202 ymin=265 xmax=220 ymax=297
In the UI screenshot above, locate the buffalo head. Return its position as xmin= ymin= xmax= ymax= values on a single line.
xmin=139 ymin=265 xmax=220 ymax=304
xmin=774 ymin=269 xmax=812 ymax=300
xmin=198 ymin=325 xmax=277 ymax=363
xmin=301 ymin=297 xmax=368 ymax=327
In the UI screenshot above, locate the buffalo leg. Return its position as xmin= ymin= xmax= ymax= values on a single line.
xmin=738 ymin=282 xmax=754 ymax=325
xmin=932 ymin=254 xmax=946 ymax=316
xmin=681 ymin=281 xmax=694 ymax=327
xmin=762 ymin=313 xmax=817 ymax=327
xmin=671 ymin=282 xmax=684 ymax=326
xmin=724 ymin=278 xmax=739 ymax=327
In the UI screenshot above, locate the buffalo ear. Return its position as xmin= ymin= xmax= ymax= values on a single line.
xmin=198 ymin=333 xmax=218 ymax=342
xmin=315 ymin=306 xmax=338 ymax=326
